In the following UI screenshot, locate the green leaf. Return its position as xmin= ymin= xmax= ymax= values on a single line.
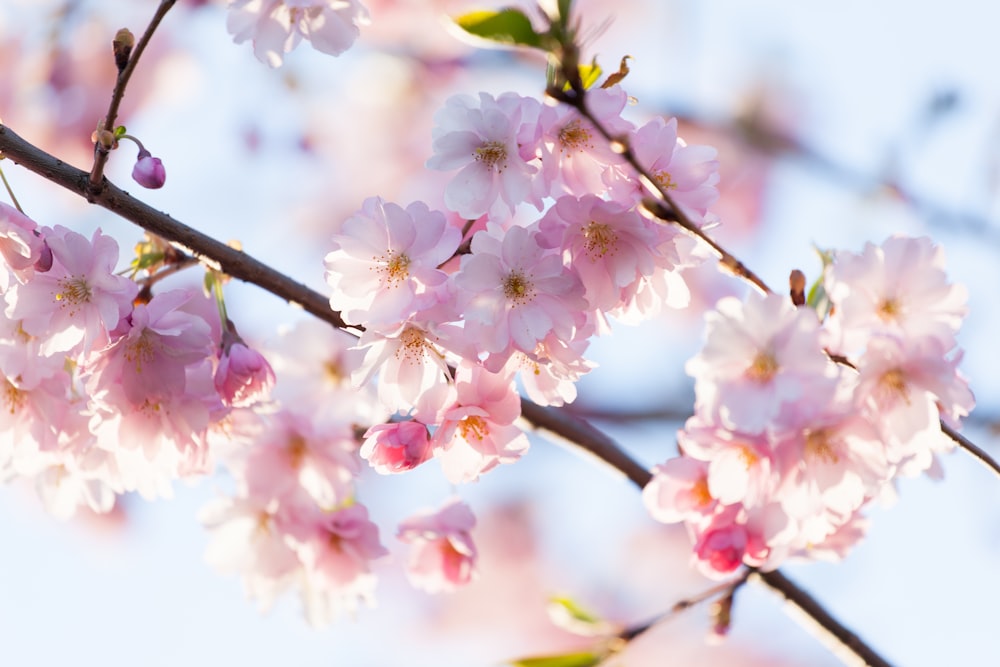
xmin=806 ymin=245 xmax=836 ymax=319
xmin=510 ymin=652 xmax=602 ymax=667
xmin=114 ymin=125 xmax=127 ymax=138
xmin=546 ymin=595 xmax=614 ymax=636
xmin=452 ymin=8 xmax=543 ymax=48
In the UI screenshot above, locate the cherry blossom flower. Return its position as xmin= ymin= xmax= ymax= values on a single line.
xmin=352 ymin=321 xmax=454 ymax=414
xmin=324 ymin=197 xmax=460 ymax=331
xmin=7 ymin=225 xmax=137 ymax=356
xmin=825 ymin=235 xmax=967 ymax=354
xmin=84 ymin=289 xmax=214 ymax=409
xmin=227 ymin=0 xmax=370 ymax=68
xmin=397 ymin=498 xmax=477 ymax=592
xmin=431 ymin=362 xmax=529 ymax=484
xmin=426 ymin=92 xmax=543 ymax=219
xmin=537 ymin=194 xmax=661 ymax=313
xmin=534 ymin=85 xmax=634 ymax=199
xmin=289 ymin=502 xmax=388 ymax=625
xmin=242 ymin=409 xmax=359 ymax=508
xmin=604 ymin=116 xmax=720 ymax=221
xmin=454 ymin=222 xmax=586 ymax=371
xmin=642 ymin=456 xmax=717 ymax=525
xmin=686 ymin=291 xmax=837 ymax=434
xmin=200 ymin=487 xmax=312 ymax=611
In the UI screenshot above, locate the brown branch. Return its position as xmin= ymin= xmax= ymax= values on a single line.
xmin=0 ymin=123 xmax=352 ymax=331
xmin=90 ymin=0 xmax=177 ymax=192
xmin=754 ymin=570 xmax=895 ymax=667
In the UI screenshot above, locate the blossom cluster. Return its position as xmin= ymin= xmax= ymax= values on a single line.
xmin=642 ymin=236 xmax=973 ymax=578
xmin=0 ymin=203 xmax=282 ymax=516
xmin=323 ymin=85 xmax=720 ymax=488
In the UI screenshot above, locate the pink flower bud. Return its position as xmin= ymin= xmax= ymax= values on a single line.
xmin=214 ymin=341 xmax=276 ymax=407
xmin=360 ymin=421 xmax=432 ymax=474
xmin=132 ymin=149 xmax=166 ymax=189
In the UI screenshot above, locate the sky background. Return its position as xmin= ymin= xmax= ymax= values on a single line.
xmin=1 ymin=1 xmax=1000 ymax=665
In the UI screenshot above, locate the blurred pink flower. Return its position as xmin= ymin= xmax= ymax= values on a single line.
xmin=398 ymin=497 xmax=477 ymax=592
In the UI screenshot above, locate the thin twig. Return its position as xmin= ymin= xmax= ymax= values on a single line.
xmin=941 ymin=420 xmax=1000 ymax=478
xmin=618 ymin=571 xmax=750 ymax=643
xmin=89 ymin=0 xmax=177 ymax=192
xmin=547 ymin=86 xmax=773 ymax=295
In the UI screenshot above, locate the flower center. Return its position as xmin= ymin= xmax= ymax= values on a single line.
xmin=582 ymin=220 xmax=617 ymax=259
xmin=804 ymin=429 xmax=840 ymax=465
xmin=459 ymin=415 xmax=489 ymax=441
xmin=124 ymin=330 xmax=158 ymax=373
xmin=654 ymin=169 xmax=678 ymax=190
xmin=503 ymin=270 xmax=534 ymax=305
xmin=288 ymin=433 xmax=308 ymax=469
xmin=877 ymin=297 xmax=900 ymax=322
xmin=745 ymin=351 xmax=779 ymax=383
xmin=55 ymin=276 xmax=92 ymax=305
xmin=737 ymin=444 xmax=759 ymax=469
xmin=691 ymin=476 xmax=713 ymax=507
xmin=558 ymin=120 xmax=592 ymax=153
xmin=475 ymin=141 xmax=507 ymax=171
xmin=878 ymin=368 xmax=910 ymax=403
xmin=2 ymin=378 xmax=24 ymax=414
xmin=376 ymin=250 xmax=411 ymax=286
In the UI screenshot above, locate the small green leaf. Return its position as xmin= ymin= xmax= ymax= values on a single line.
xmin=557 ymin=0 xmax=574 ymax=23
xmin=114 ymin=125 xmax=127 ymax=138
xmin=546 ymin=595 xmax=614 ymax=636
xmin=806 ymin=245 xmax=836 ymax=319
xmin=453 ymin=9 xmax=543 ymax=48
xmin=510 ymin=652 xmax=602 ymax=667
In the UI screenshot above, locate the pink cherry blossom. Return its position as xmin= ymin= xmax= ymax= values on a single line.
xmin=242 ymin=409 xmax=359 ymax=508
xmin=537 ymin=194 xmax=661 ymax=313
xmin=352 ymin=322 xmax=454 ymax=414
xmin=288 ymin=502 xmax=388 ymax=625
xmin=84 ymin=289 xmax=214 ymax=408
xmin=324 ymin=197 xmax=460 ymax=331
xmin=825 ymin=235 xmax=967 ymax=354
xmin=604 ymin=116 xmax=720 ymax=221
xmin=454 ymin=222 xmax=586 ymax=371
xmin=642 ymin=456 xmax=717 ymax=525
xmin=534 ymin=85 xmax=634 ymax=199
xmin=686 ymin=291 xmax=838 ymax=434
xmin=7 ymin=225 xmax=137 ymax=356
xmin=426 ymin=92 xmax=543 ymax=219
xmin=431 ymin=362 xmax=529 ymax=484
xmin=227 ymin=0 xmax=370 ymax=68
xmin=397 ymin=498 xmax=477 ymax=592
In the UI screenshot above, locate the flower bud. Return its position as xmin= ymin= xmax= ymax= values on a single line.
xmin=113 ymin=28 xmax=135 ymax=73
xmin=132 ymin=149 xmax=166 ymax=189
